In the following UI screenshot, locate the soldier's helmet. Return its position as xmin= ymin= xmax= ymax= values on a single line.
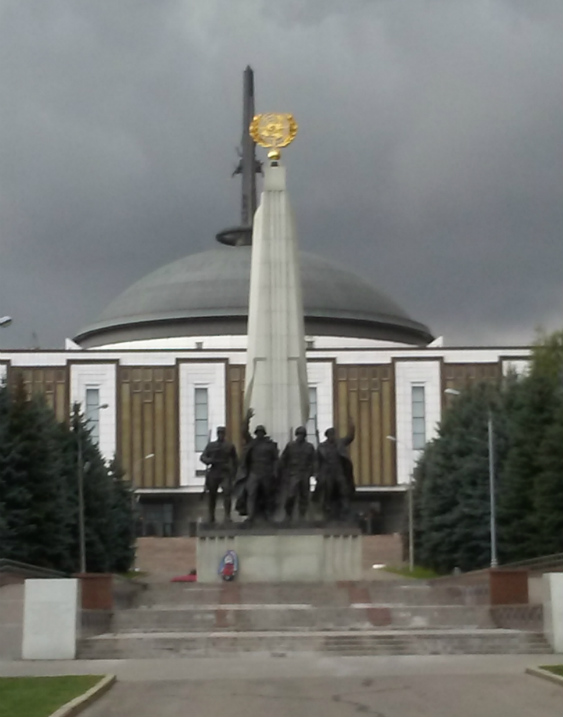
xmin=254 ymin=425 xmax=267 ymax=436
xmin=295 ymin=426 xmax=307 ymax=437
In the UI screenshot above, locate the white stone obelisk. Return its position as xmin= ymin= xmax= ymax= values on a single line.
xmin=244 ymin=159 xmax=309 ymax=448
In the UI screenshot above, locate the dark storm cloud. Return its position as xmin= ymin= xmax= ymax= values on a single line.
xmin=0 ymin=0 xmax=561 ymax=348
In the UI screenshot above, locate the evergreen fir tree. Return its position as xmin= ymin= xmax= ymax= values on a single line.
xmin=497 ymin=373 xmax=558 ymax=562
xmin=54 ymin=416 xmax=81 ymax=573
xmin=69 ymin=406 xmax=115 ymax=573
xmin=414 ymin=382 xmax=506 ymax=573
xmin=530 ymin=329 xmax=563 ymax=382
xmin=0 ymin=376 xmax=72 ymax=569
xmin=0 ymin=383 xmax=10 ymax=547
xmin=108 ymin=457 xmax=136 ymax=573
xmin=534 ymin=394 xmax=563 ymax=555
xmin=524 ymin=329 xmax=563 ymax=557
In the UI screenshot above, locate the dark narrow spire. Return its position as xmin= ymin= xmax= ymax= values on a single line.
xmin=216 ymin=66 xmax=261 ymax=247
xmin=241 ymin=65 xmax=257 ymax=227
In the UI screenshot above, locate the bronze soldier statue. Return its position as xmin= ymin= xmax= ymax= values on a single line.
xmin=315 ymin=420 xmax=355 ymax=521
xmin=200 ymin=427 xmax=238 ymax=523
xmin=280 ymin=426 xmax=315 ymax=521
xmin=235 ymin=409 xmax=279 ymax=524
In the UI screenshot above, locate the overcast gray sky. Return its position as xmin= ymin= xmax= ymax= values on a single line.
xmin=1 ymin=0 xmax=562 ymax=349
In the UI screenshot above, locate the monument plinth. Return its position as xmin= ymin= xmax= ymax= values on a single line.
xmin=197 ymin=525 xmax=362 ymax=583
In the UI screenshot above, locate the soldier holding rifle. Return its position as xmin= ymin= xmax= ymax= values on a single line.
xmin=200 ymin=427 xmax=238 ymax=523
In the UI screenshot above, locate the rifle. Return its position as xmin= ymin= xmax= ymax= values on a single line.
xmin=199 ymin=428 xmax=213 ymax=501
xmin=314 ymin=412 xmax=320 ymax=446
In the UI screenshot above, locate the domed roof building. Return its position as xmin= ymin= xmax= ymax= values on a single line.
xmin=75 ymin=67 xmax=432 ymax=353
xmin=1 ymin=67 xmax=528 ymax=540
xmin=75 ymin=246 xmax=433 ymax=349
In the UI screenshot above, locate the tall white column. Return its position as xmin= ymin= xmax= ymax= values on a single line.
xmin=244 ymin=162 xmax=309 ymax=449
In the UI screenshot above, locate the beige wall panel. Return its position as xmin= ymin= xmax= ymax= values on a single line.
xmin=164 ymin=382 xmax=177 ymax=487
xmin=120 ymin=382 xmax=131 ymax=479
xmin=132 ymin=392 xmax=143 ymax=488
xmin=370 ymin=392 xmax=382 ymax=486
xmin=227 ymin=366 xmax=245 ymax=453
xmin=10 ymin=366 xmax=67 ymax=424
xmin=154 ymin=392 xmax=165 ymax=488
xmin=382 ymin=380 xmax=393 ymax=485
xmin=337 ymin=379 xmax=348 ymax=437
xmin=55 ymin=383 xmax=65 ymax=423
xmin=348 ymin=384 xmax=360 ymax=483
xmin=143 ymin=401 xmax=156 ymax=487
xmin=231 ymin=383 xmax=242 ymax=451
xmin=359 ymin=399 xmax=370 ymax=487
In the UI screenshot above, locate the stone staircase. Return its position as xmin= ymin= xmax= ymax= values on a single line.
xmin=78 ymin=580 xmax=551 ymax=658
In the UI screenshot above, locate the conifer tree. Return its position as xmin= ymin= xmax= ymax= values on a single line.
xmin=0 ymin=383 xmax=10 ymax=546
xmin=414 ymin=382 xmax=506 ymax=573
xmin=0 ymin=376 xmax=72 ymax=569
xmin=530 ymin=329 xmax=563 ymax=382
xmin=497 ymin=372 xmax=560 ymax=562
xmin=0 ymin=386 xmax=136 ymax=574
xmin=526 ymin=329 xmax=563 ymax=556
xmin=108 ymin=457 xmax=136 ymax=572
xmin=68 ymin=406 xmax=115 ymax=573
xmin=534 ymin=395 xmax=563 ymax=555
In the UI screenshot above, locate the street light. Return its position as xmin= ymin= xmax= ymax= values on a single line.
xmin=131 ymin=453 xmax=155 ymax=499
xmin=132 ymin=453 xmax=155 ymax=494
xmin=386 ymin=434 xmax=415 ymax=573
xmin=444 ymin=388 xmax=498 ymax=568
xmin=0 ymin=316 xmax=12 ymax=328
xmin=135 ymin=453 xmax=155 ymax=469
xmin=77 ymin=402 xmax=109 ymax=574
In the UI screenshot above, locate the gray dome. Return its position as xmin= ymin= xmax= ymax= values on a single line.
xmin=75 ymin=247 xmax=433 ymax=346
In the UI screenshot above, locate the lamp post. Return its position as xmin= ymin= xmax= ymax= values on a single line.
xmin=131 ymin=453 xmax=155 ymax=538
xmin=134 ymin=453 xmax=155 ymax=473
xmin=77 ymin=402 xmax=109 ymax=574
xmin=444 ymin=388 xmax=498 ymax=568
xmin=132 ymin=453 xmax=155 ymax=499
xmin=386 ymin=434 xmax=414 ymax=572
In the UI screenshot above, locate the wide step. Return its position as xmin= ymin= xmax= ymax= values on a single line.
xmin=78 ymin=629 xmax=551 ymax=659
xmin=112 ymin=604 xmax=493 ymax=632
xmin=136 ymin=582 xmax=477 ymax=608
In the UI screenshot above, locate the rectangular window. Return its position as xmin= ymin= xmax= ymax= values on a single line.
xmin=411 ymin=385 xmax=426 ymax=450
xmin=194 ymin=387 xmax=209 ymax=452
xmin=85 ymin=387 xmax=101 ymax=444
xmin=307 ymin=386 xmax=318 ymax=445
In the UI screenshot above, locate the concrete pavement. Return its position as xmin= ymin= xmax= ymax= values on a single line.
xmin=77 ymin=674 xmax=562 ymax=717
xmin=2 ymin=655 xmax=563 ymax=717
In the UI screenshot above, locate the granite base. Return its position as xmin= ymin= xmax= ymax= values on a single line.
xmin=196 ymin=527 xmax=362 ymax=583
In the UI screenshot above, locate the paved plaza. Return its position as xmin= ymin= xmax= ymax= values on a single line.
xmin=2 ymin=654 xmax=562 ymax=717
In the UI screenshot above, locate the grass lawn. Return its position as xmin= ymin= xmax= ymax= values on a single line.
xmin=540 ymin=665 xmax=563 ymax=677
xmin=119 ymin=569 xmax=148 ymax=579
xmin=0 ymin=675 xmax=103 ymax=717
xmin=384 ymin=565 xmax=440 ymax=579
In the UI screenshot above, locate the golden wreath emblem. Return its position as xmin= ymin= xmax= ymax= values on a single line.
xmin=249 ymin=113 xmax=298 ymax=149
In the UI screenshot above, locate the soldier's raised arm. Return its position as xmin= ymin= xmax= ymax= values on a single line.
xmin=242 ymin=408 xmax=254 ymax=444
xmin=343 ymin=418 xmax=356 ymax=446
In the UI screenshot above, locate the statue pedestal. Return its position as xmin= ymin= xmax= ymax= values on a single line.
xmin=196 ymin=525 xmax=362 ymax=583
